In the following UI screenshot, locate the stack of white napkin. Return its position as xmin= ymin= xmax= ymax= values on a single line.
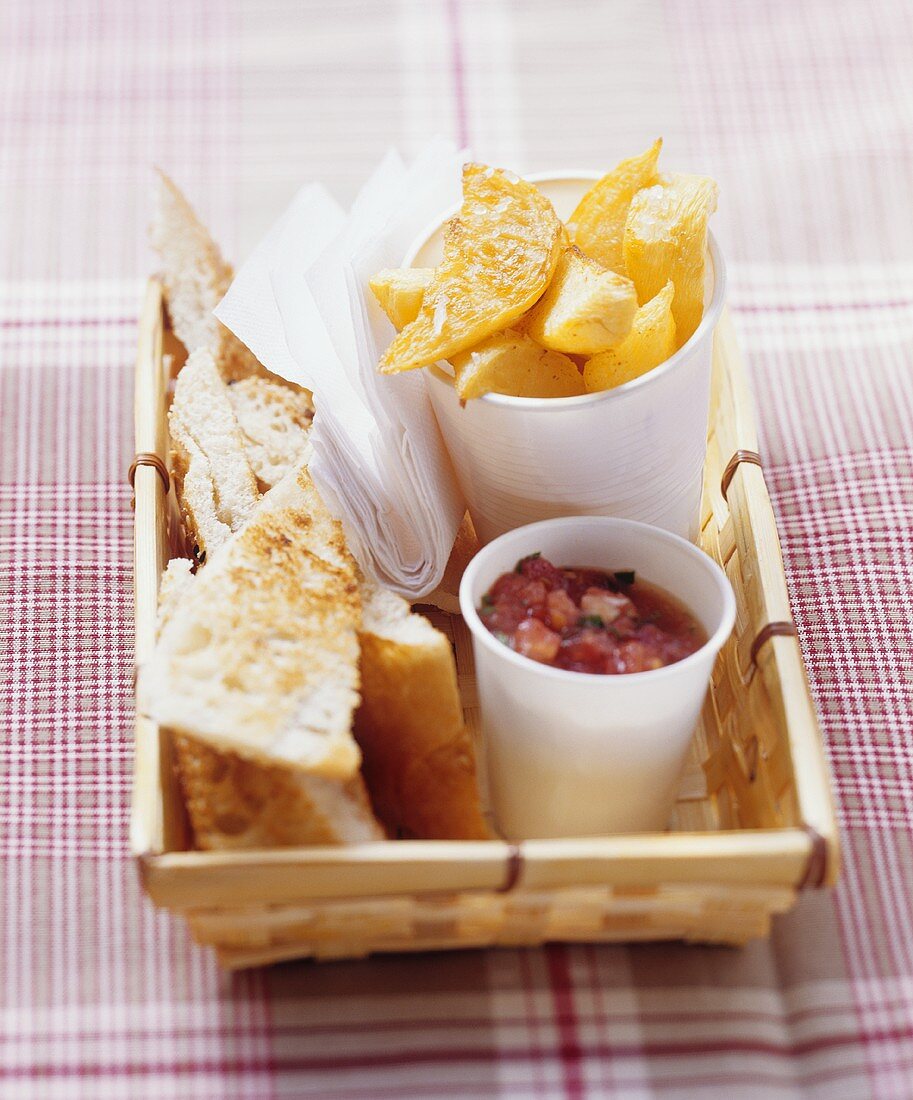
xmin=216 ymin=139 xmax=467 ymax=599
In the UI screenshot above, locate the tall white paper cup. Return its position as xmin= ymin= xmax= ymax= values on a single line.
xmin=405 ymin=174 xmax=726 ymax=544
xmin=459 ymin=516 xmax=736 ymax=839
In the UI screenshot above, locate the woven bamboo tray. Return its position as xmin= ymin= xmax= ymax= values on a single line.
xmin=130 ymin=278 xmax=839 ymax=968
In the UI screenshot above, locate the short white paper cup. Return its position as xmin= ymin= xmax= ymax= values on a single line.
xmin=459 ymin=516 xmax=736 ymax=839
xmin=405 ymin=173 xmax=726 ymax=544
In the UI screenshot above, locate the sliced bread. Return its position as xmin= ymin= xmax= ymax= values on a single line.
xmin=141 ymin=463 xmax=363 ymax=776
xmin=154 ymin=557 xmax=382 ymax=848
xmin=172 ymin=735 xmax=384 ymax=849
xmin=355 ymin=582 xmax=490 ymax=839
xmin=226 ymin=376 xmax=314 ymax=492
xmin=168 ymin=348 xmax=261 ymax=561
xmin=151 ymin=170 xmax=264 ymax=382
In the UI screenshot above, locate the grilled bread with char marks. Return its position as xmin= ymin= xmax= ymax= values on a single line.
xmin=142 ymin=462 xmax=363 ymax=777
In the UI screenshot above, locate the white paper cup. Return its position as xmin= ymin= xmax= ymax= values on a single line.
xmin=405 ymin=173 xmax=726 ymax=544
xmin=459 ymin=516 xmax=736 ymax=839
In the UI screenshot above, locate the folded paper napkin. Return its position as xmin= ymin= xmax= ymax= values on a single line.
xmin=216 ymin=139 xmax=467 ymax=599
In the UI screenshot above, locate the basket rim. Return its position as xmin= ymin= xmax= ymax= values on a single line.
xmin=136 ymin=826 xmax=823 ymax=911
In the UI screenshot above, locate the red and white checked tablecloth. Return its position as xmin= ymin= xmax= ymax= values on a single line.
xmin=2 ymin=1 xmax=913 ymax=1097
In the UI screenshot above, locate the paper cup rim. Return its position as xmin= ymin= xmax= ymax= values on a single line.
xmin=404 ymin=170 xmax=727 ymax=411
xmin=459 ymin=515 xmax=737 ymax=685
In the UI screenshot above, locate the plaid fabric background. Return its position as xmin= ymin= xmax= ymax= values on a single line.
xmin=2 ymin=0 xmax=912 ymax=1096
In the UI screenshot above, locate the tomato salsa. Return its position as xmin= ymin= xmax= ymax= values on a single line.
xmin=478 ymin=553 xmax=706 ymax=674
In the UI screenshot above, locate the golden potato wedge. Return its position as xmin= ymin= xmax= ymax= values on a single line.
xmin=378 ymin=164 xmax=563 ymax=374
xmin=369 ymin=267 xmax=434 ymax=330
xmin=623 ymin=173 xmax=718 ymax=346
xmin=567 ymin=139 xmax=662 ymax=273
xmin=583 ymin=282 xmax=676 ymax=392
xmin=451 ymin=330 xmax=585 ymax=401
xmin=522 ymin=246 xmax=637 ymax=355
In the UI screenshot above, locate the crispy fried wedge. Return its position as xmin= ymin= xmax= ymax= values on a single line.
xmin=623 ymin=173 xmax=718 ymax=346
xmin=583 ymin=281 xmax=676 ymax=391
xmin=369 ymin=267 xmax=434 ymax=331
xmin=451 ymin=330 xmax=585 ymax=401
xmin=567 ymin=139 xmax=662 ymax=274
xmin=378 ymin=165 xmax=563 ymax=373
xmin=522 ymin=246 xmax=637 ymax=355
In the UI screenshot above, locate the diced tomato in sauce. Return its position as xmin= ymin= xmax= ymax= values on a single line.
xmin=513 ymin=618 xmax=561 ymax=663
xmin=478 ymin=553 xmax=706 ymax=675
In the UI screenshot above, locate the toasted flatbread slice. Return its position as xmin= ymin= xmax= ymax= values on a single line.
xmin=154 ymin=559 xmax=381 ymax=847
xmin=151 ymin=170 xmax=266 ymax=382
xmin=168 ymin=348 xmax=261 ymax=561
xmin=141 ymin=463 xmax=362 ymax=776
xmin=226 ymin=376 xmax=314 ymax=492
xmin=172 ymin=735 xmax=384 ymax=849
xmin=355 ymin=582 xmax=490 ymax=839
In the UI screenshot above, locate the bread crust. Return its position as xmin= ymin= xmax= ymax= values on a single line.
xmin=355 ymin=588 xmax=490 ymax=840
